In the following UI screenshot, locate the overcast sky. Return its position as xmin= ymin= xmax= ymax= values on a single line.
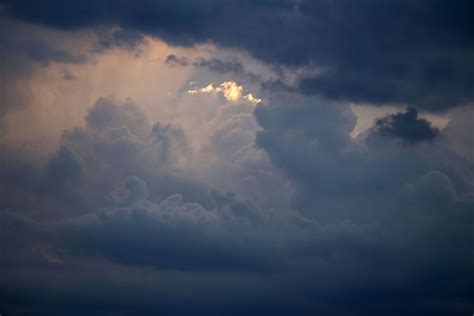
xmin=0 ymin=1 xmax=473 ymax=315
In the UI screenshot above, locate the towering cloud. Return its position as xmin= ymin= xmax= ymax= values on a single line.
xmin=0 ymin=1 xmax=473 ymax=315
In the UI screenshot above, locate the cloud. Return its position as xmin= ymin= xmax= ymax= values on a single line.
xmin=1 ymin=167 xmax=473 ymax=315
xmin=442 ymin=107 xmax=474 ymax=165
xmin=367 ymin=107 xmax=439 ymax=144
xmin=0 ymin=92 xmax=473 ymax=314
xmin=85 ymin=97 xmax=151 ymax=139
xmin=254 ymin=93 xmax=474 ymax=221
xmin=165 ymin=54 xmax=190 ymax=66
xmin=92 ymin=28 xmax=146 ymax=53
xmin=188 ymin=81 xmax=262 ymax=104
xmin=166 ymin=54 xmax=246 ymax=75
xmin=0 ymin=6 xmax=474 ymax=314
xmin=0 ymin=18 xmax=89 ymax=128
xmin=0 ymin=37 xmax=88 ymax=64
xmin=3 ymin=0 xmax=474 ymax=110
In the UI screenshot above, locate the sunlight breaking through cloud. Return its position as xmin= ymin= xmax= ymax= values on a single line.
xmin=188 ymin=81 xmax=262 ymax=104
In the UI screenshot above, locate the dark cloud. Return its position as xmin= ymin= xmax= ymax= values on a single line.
xmin=1 ymin=2 xmax=474 ymax=314
xmin=367 ymin=107 xmax=439 ymax=143
xmin=0 ymin=36 xmax=87 ymax=65
xmin=1 ymin=169 xmax=473 ymax=315
xmin=92 ymin=28 xmax=146 ymax=53
xmin=3 ymin=0 xmax=474 ymax=109
xmin=192 ymin=57 xmax=245 ymax=75
xmin=46 ymin=145 xmax=84 ymax=184
xmin=165 ymin=54 xmax=190 ymax=66
xmin=254 ymin=94 xmax=473 ymax=222
xmin=0 ymin=93 xmax=473 ymax=315
xmin=249 ymin=94 xmax=474 ymax=314
xmin=165 ymin=55 xmax=257 ymax=82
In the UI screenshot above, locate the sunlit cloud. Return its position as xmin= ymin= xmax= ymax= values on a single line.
xmin=188 ymin=81 xmax=262 ymax=104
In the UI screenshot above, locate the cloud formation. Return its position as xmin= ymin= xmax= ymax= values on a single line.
xmin=0 ymin=2 xmax=474 ymax=315
xmin=367 ymin=107 xmax=440 ymax=143
xmin=188 ymin=81 xmax=262 ymax=104
xmin=3 ymin=0 xmax=474 ymax=110
xmin=1 ymin=90 xmax=473 ymax=315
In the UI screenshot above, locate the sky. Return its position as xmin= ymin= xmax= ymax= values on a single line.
xmin=0 ymin=1 xmax=473 ymax=315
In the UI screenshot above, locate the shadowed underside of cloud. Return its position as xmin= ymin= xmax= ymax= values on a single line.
xmin=2 ymin=0 xmax=474 ymax=110
xmin=1 ymin=170 xmax=473 ymax=315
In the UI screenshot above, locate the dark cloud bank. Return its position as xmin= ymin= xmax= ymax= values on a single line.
xmin=0 ymin=1 xmax=474 ymax=316
xmin=3 ymin=0 xmax=474 ymax=110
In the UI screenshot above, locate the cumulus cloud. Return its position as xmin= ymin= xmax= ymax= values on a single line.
xmin=2 ymin=88 xmax=471 ymax=315
xmin=254 ymin=93 xmax=474 ymax=222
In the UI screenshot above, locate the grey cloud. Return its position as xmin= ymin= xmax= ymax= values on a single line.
xmin=3 ymin=0 xmax=474 ymax=110
xmin=192 ymin=57 xmax=245 ymax=75
xmin=46 ymin=145 xmax=84 ymax=184
xmin=254 ymin=94 xmax=474 ymax=222
xmin=166 ymin=55 xmax=244 ymax=74
xmin=165 ymin=54 xmax=259 ymax=83
xmin=85 ymin=97 xmax=151 ymax=139
xmin=0 ymin=7 xmax=473 ymax=310
xmin=92 ymin=28 xmax=146 ymax=53
xmin=249 ymin=93 xmax=474 ymax=313
xmin=1 ymin=166 xmax=473 ymax=315
xmin=165 ymin=54 xmax=190 ymax=66
xmin=0 ymin=19 xmax=88 ymax=129
xmin=0 ymin=37 xmax=87 ymax=65
xmin=0 ymin=97 xmax=200 ymax=219
xmin=367 ymin=107 xmax=439 ymax=144
xmin=443 ymin=107 xmax=474 ymax=165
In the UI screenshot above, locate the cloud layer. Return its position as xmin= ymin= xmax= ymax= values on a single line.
xmin=0 ymin=3 xmax=473 ymax=315
xmin=3 ymin=0 xmax=474 ymax=110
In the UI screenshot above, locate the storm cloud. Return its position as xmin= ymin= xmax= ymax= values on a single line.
xmin=2 ymin=0 xmax=474 ymax=110
xmin=0 ymin=2 xmax=474 ymax=315
xmin=368 ymin=107 xmax=439 ymax=143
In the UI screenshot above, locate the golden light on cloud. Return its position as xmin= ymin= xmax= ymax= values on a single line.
xmin=188 ymin=81 xmax=262 ymax=104
xmin=220 ymin=81 xmax=243 ymax=102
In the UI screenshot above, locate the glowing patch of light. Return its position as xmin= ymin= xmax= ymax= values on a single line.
xmin=187 ymin=81 xmax=262 ymax=104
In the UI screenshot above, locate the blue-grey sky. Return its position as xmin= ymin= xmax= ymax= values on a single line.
xmin=0 ymin=1 xmax=473 ymax=315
